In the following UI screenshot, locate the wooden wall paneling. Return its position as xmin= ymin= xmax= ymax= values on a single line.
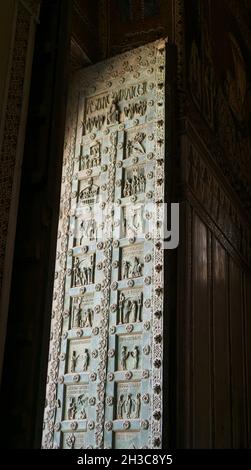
xmin=192 ymin=213 xmax=211 ymax=448
xmin=229 ymin=258 xmax=247 ymax=447
xmin=212 ymin=238 xmax=231 ymax=448
xmin=244 ymin=272 xmax=251 ymax=447
xmin=176 ymin=200 xmax=193 ymax=448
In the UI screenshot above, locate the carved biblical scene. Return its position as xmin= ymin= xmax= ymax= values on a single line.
xmin=117 ymin=334 xmax=141 ymax=371
xmin=118 ymin=289 xmax=143 ymax=324
xmin=75 ymin=177 xmax=100 ymax=245
xmin=125 ymin=130 xmax=146 ymax=159
xmin=123 ymin=203 xmax=145 ymax=238
xmin=68 ymin=339 xmax=92 ymax=374
xmin=116 ymin=382 xmax=141 ymax=420
xmin=63 ymin=432 xmax=87 ymax=449
xmin=81 ymin=141 xmax=101 ymax=170
xmin=76 ymin=210 xmax=98 ymax=245
xmin=72 ymin=254 xmax=95 ymax=287
xmin=79 ymin=177 xmax=100 ymax=206
xmin=121 ymin=245 xmax=144 ymax=280
xmin=114 ymin=431 xmax=141 ymax=449
xmin=123 ymin=166 xmax=146 ymax=198
xmin=71 ymin=295 xmax=94 ymax=329
xmin=64 ymin=385 xmax=89 ymax=421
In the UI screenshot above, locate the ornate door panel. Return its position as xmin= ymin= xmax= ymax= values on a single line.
xmin=42 ymin=39 xmax=167 ymax=449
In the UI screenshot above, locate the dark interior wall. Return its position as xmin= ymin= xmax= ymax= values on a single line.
xmin=0 ymin=0 xmax=72 ymax=449
xmin=176 ymin=0 xmax=251 ymax=448
xmin=177 ymin=202 xmax=251 ymax=448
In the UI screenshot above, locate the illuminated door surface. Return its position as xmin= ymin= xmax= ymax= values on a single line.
xmin=42 ymin=38 xmax=167 ymax=449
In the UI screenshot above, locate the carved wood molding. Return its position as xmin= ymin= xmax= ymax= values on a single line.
xmin=0 ymin=0 xmax=40 ymax=380
xmin=186 ymin=96 xmax=251 ymax=213
xmin=228 ymin=0 xmax=251 ymax=56
xmin=20 ymin=0 xmax=41 ymax=20
xmin=173 ymin=0 xmax=186 ymax=109
xmin=0 ymin=3 xmax=30 ymax=293
xmin=181 ymin=134 xmax=251 ymax=268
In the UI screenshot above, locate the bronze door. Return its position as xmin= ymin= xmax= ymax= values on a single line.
xmin=42 ymin=39 xmax=167 ymax=450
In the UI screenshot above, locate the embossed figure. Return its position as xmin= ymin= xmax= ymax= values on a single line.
xmin=70 ymin=350 xmax=79 ymax=373
xmin=80 ymin=406 xmax=87 ymax=420
xmin=82 ymin=308 xmax=93 ymax=328
xmin=131 ymin=173 xmax=137 ymax=195
xmin=123 ymin=257 xmax=143 ymax=279
xmin=125 ymin=206 xmax=143 ymax=237
xmin=124 ymin=299 xmax=132 ymax=323
xmin=125 ymin=394 xmax=133 ymax=419
xmin=131 ymin=346 xmax=140 ymax=370
xmin=75 ymin=255 xmax=95 ymax=287
xmin=82 ymin=267 xmax=88 ymax=285
xmin=77 ymin=395 xmax=87 ymax=419
xmin=66 ymin=433 xmax=75 ymax=449
xmin=85 ymin=145 xmax=100 ymax=168
xmin=123 ymin=180 xmax=131 ymax=197
xmin=123 ymin=168 xmax=145 ymax=198
xmin=73 ymin=257 xmax=83 ymax=286
xmin=131 ymin=300 xmax=138 ymax=323
xmin=72 ymin=298 xmax=82 ymax=328
xmin=88 ymin=219 xmax=96 ymax=241
xmin=134 ymin=393 xmax=141 ymax=418
xmin=88 ymin=254 xmax=95 ymax=284
xmin=90 ymin=142 xmax=101 ymax=167
xmin=80 ymin=219 xmax=96 ymax=243
xmin=82 ymin=349 xmax=90 ymax=372
xmin=79 ymin=220 xmax=88 ymax=244
xmin=119 ymin=292 xmax=125 ymax=324
xmin=107 ymin=99 xmax=119 ymax=125
xmin=139 ymin=174 xmax=145 ymax=192
xmin=137 ymin=292 xmax=143 ymax=322
xmin=127 ymin=132 xmax=145 ymax=157
xmin=120 ymin=346 xmax=130 ymax=370
xmin=122 ymin=260 xmax=130 ymax=279
xmin=132 ymin=257 xmax=142 ymax=277
xmin=117 ymin=394 xmax=125 ymax=419
xmin=68 ymin=398 xmax=77 ymax=420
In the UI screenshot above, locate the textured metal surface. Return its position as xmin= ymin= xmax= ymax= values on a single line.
xmin=42 ymin=38 xmax=167 ymax=449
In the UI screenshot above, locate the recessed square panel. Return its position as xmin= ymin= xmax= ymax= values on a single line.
xmin=122 ymin=203 xmax=145 ymax=238
xmin=71 ymin=294 xmax=95 ymax=329
xmin=116 ymin=333 xmax=142 ymax=371
xmin=116 ymin=381 xmax=141 ymax=420
xmin=67 ymin=339 xmax=91 ymax=374
xmin=117 ymin=288 xmax=143 ymax=324
xmin=64 ymin=384 xmax=89 ymax=421
xmin=62 ymin=432 xmax=88 ymax=449
xmin=123 ymin=165 xmax=146 ymax=198
xmin=114 ymin=431 xmax=141 ymax=449
xmin=125 ymin=129 xmax=146 ymax=159
xmin=120 ymin=244 xmax=144 ymax=280
xmin=71 ymin=254 xmax=95 ymax=287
